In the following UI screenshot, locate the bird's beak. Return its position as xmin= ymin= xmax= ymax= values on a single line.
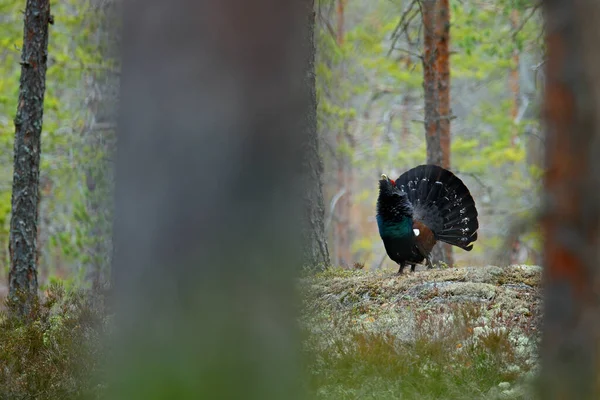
xmin=381 ymin=174 xmax=388 ymax=180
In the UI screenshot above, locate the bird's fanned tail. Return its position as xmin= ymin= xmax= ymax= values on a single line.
xmin=395 ymin=164 xmax=479 ymax=251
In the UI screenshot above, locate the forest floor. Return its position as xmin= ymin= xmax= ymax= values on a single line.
xmin=300 ymin=264 xmax=542 ymax=400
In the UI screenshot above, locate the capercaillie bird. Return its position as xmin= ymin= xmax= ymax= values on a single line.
xmin=376 ymin=164 xmax=479 ymax=274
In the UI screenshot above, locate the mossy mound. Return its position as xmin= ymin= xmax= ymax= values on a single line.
xmin=301 ymin=265 xmax=542 ymax=399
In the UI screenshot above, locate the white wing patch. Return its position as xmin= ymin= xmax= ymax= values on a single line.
xmin=413 ymin=228 xmax=420 ymax=237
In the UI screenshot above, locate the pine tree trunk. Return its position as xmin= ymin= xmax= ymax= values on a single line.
xmin=422 ymin=0 xmax=453 ymax=267
xmin=435 ymin=0 xmax=453 ymax=267
xmin=541 ymin=0 xmax=600 ymax=397
xmin=303 ymin=0 xmax=330 ymax=268
xmin=422 ymin=0 xmax=439 ymax=163
xmin=8 ymin=0 xmax=52 ymax=315
xmin=435 ymin=0 xmax=451 ymax=171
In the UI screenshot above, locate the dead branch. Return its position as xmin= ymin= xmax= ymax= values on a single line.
xmin=511 ymin=3 xmax=541 ymax=40
xmin=387 ymin=0 xmax=419 ymax=56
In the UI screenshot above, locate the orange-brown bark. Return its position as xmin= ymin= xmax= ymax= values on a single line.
xmin=422 ymin=0 xmax=453 ymax=267
xmin=435 ymin=0 xmax=453 ymax=266
xmin=422 ymin=0 xmax=437 ymax=153
xmin=435 ymin=0 xmax=451 ymax=170
xmin=543 ymin=31 xmax=586 ymax=296
xmin=541 ymin=0 xmax=600 ymax=397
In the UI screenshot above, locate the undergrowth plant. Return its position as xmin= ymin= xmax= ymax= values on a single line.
xmin=303 ymin=294 xmax=539 ymax=399
xmin=0 ymin=283 xmax=107 ymax=400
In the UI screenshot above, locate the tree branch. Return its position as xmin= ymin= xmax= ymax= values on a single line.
xmin=511 ymin=3 xmax=541 ymax=40
xmin=390 ymin=46 xmax=422 ymax=60
xmin=387 ymin=0 xmax=419 ymax=56
xmin=325 ymin=188 xmax=347 ymax=233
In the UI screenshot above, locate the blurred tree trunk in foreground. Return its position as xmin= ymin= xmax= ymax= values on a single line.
xmin=110 ymin=0 xmax=311 ymax=398
xmin=421 ymin=0 xmax=453 ymax=267
xmin=541 ymin=0 xmax=600 ymax=398
xmin=303 ymin=0 xmax=330 ymax=268
xmin=8 ymin=0 xmax=52 ymax=315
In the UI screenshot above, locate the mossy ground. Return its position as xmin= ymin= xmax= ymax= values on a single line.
xmin=0 ymin=265 xmax=542 ymax=399
xmin=300 ymin=265 xmax=542 ymax=399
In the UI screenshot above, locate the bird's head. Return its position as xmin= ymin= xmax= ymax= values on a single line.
xmin=378 ymin=173 xmax=405 ymax=199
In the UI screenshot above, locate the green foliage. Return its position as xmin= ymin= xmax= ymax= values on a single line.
xmin=0 ymin=283 xmax=107 ymax=399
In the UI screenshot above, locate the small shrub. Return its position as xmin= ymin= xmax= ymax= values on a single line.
xmin=0 ymin=282 xmax=107 ymax=400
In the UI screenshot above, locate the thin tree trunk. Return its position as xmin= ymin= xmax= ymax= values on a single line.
xmin=422 ymin=0 xmax=439 ymax=163
xmin=435 ymin=0 xmax=451 ymax=171
xmin=541 ymin=0 xmax=600 ymax=398
xmin=422 ymin=0 xmax=453 ymax=267
xmin=509 ymin=8 xmax=521 ymax=265
xmin=110 ymin=0 xmax=308 ymax=398
xmin=435 ymin=0 xmax=452 ymax=267
xmin=400 ymin=55 xmax=412 ymax=143
xmin=303 ymin=0 xmax=330 ymax=268
xmin=510 ymin=8 xmax=521 ymax=146
xmin=401 ymin=94 xmax=411 ymax=142
xmin=336 ymin=0 xmax=346 ymax=45
xmin=334 ymin=0 xmax=352 ymax=268
xmin=8 ymin=0 xmax=52 ymax=315
xmin=335 ymin=156 xmax=351 ymax=267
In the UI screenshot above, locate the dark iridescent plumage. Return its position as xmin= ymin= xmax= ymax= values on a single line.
xmin=376 ymin=164 xmax=479 ymax=274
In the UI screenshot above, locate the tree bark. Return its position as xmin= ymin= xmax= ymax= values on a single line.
xmin=434 ymin=0 xmax=451 ymax=171
xmin=302 ymin=0 xmax=330 ymax=268
xmin=422 ymin=0 xmax=453 ymax=267
xmin=422 ymin=0 xmax=439 ymax=164
xmin=8 ymin=0 xmax=52 ymax=315
xmin=541 ymin=0 xmax=600 ymax=398
xmin=110 ymin=0 xmax=309 ymax=398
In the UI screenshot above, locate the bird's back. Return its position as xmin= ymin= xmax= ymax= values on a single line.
xmin=395 ymin=164 xmax=479 ymax=252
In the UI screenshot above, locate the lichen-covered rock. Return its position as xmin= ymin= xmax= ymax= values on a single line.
xmin=301 ymin=264 xmax=542 ymax=398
